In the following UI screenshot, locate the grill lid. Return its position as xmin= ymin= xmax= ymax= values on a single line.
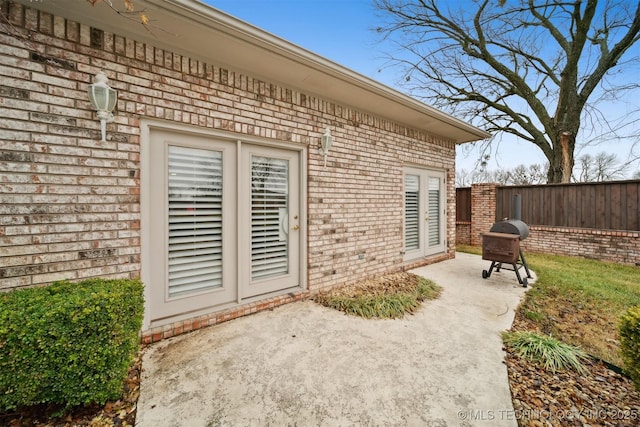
xmin=489 ymin=219 xmax=529 ymax=240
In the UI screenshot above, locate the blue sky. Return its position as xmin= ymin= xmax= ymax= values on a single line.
xmin=207 ymin=0 xmax=396 ymax=83
xmin=205 ymin=0 xmax=639 ymax=178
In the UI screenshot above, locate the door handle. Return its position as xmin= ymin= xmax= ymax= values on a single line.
xmin=292 ymin=225 xmax=300 ymax=231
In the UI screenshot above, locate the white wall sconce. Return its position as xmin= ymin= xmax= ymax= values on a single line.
xmin=88 ymin=71 xmax=117 ymax=142
xmin=319 ymin=127 xmax=333 ymax=167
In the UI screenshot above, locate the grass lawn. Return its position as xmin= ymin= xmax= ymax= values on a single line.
xmin=457 ymin=245 xmax=640 ymax=367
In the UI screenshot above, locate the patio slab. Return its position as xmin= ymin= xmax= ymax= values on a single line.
xmin=136 ymin=252 xmax=532 ymax=426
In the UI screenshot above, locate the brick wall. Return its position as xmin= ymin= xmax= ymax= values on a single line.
xmin=308 ymin=127 xmax=457 ymax=292
xmin=1 ymin=2 xmax=457 ymax=339
xmin=458 ymin=183 xmax=640 ymax=266
xmin=456 ymin=221 xmax=470 ymax=245
xmin=523 ymin=226 xmax=640 ymax=266
xmin=469 ymin=183 xmax=496 ymax=246
xmin=0 ymin=2 xmax=141 ymax=289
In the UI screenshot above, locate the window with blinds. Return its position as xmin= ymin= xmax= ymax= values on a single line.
xmin=405 ymin=174 xmax=420 ymax=251
xmin=251 ymin=156 xmax=289 ymax=280
xmin=167 ymin=145 xmax=223 ymax=297
xmin=428 ymin=177 xmax=441 ymax=247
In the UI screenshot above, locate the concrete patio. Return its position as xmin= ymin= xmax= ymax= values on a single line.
xmin=136 ymin=252 xmax=532 ymax=426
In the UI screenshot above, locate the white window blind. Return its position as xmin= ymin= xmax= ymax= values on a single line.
xmin=428 ymin=177 xmax=440 ymax=247
xmin=405 ymin=174 xmax=420 ymax=251
xmin=251 ymin=156 xmax=289 ymax=280
xmin=167 ymin=146 xmax=223 ymax=297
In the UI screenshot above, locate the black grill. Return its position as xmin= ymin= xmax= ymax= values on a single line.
xmin=489 ymin=219 xmax=529 ymax=239
xmin=481 ymin=196 xmax=532 ymax=287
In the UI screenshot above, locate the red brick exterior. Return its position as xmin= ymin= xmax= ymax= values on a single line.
xmin=1 ymin=2 xmax=459 ymax=342
xmin=470 ymin=183 xmax=497 ymax=246
xmin=458 ymin=183 xmax=640 ymax=266
xmin=523 ymin=226 xmax=640 ymax=266
xmin=456 ymin=221 xmax=471 ymax=245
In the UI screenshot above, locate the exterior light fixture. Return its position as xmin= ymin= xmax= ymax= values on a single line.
xmin=319 ymin=127 xmax=333 ymax=167
xmin=88 ymin=71 xmax=117 ymax=142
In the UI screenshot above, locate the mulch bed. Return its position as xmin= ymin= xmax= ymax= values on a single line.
xmin=505 ymin=316 xmax=640 ymax=426
xmin=505 ymin=352 xmax=640 ymax=426
xmin=317 ymin=272 xmax=426 ymax=299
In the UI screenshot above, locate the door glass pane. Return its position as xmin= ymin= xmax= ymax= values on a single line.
xmin=404 ymin=174 xmax=420 ymax=251
xmin=167 ymin=146 xmax=223 ymax=297
xmin=251 ymin=156 xmax=289 ymax=280
xmin=428 ymin=177 xmax=440 ymax=247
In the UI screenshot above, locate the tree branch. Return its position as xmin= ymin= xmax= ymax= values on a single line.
xmin=579 ymin=1 xmax=640 ymax=103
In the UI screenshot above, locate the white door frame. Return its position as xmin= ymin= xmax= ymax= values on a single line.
xmin=239 ymin=143 xmax=302 ymax=299
xmin=140 ymin=120 xmax=307 ymax=329
xmin=403 ymin=167 xmax=446 ymax=261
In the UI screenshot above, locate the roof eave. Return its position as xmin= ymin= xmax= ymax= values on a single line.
xmin=15 ymin=0 xmax=490 ymax=143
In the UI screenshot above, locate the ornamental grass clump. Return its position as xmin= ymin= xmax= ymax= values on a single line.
xmin=315 ymin=272 xmax=441 ymax=319
xmin=502 ymin=330 xmax=589 ymax=375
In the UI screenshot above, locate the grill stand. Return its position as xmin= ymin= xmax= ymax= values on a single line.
xmin=482 ymin=248 xmax=532 ymax=287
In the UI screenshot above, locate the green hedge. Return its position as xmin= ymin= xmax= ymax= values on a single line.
xmin=620 ymin=305 xmax=640 ymax=392
xmin=0 ymin=278 xmax=144 ymax=411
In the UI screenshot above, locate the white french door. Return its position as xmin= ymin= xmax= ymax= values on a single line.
xmin=145 ymin=129 xmax=302 ymax=323
xmin=403 ymin=167 xmax=446 ymax=261
xmin=147 ymin=131 xmax=237 ymax=321
xmin=240 ymin=145 xmax=300 ymax=298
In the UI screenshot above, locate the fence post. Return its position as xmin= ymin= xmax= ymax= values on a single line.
xmin=470 ymin=183 xmax=498 ymax=246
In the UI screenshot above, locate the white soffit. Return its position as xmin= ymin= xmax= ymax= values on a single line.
xmin=16 ymin=0 xmax=490 ymax=143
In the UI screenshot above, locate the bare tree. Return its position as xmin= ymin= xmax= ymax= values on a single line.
xmin=456 ymin=162 xmax=548 ymax=185
xmin=523 ymin=163 xmax=548 ymax=184
xmin=376 ymin=0 xmax=640 ymax=183
xmin=574 ymin=151 xmax=629 ymax=181
xmin=456 ymin=168 xmax=474 ymax=187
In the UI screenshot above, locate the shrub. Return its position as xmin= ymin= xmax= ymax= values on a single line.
xmin=619 ymin=305 xmax=640 ymax=392
xmin=502 ymin=331 xmax=588 ymax=375
xmin=0 ymin=278 xmax=144 ymax=411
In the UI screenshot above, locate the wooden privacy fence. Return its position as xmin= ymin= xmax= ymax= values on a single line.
xmin=456 ymin=187 xmax=471 ymax=222
xmin=456 ymin=181 xmax=640 ymax=266
xmin=496 ymin=181 xmax=640 ymax=231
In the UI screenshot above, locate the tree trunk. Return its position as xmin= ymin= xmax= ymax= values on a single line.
xmin=546 ymin=131 xmax=575 ymax=183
